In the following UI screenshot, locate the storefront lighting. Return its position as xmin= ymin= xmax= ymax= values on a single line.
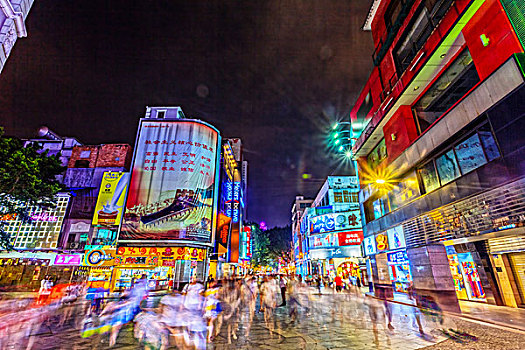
xmin=375 ymin=179 xmax=386 ymax=184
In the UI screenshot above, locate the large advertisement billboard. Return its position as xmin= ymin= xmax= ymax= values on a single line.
xmin=93 ymin=172 xmax=130 ymax=225
xmin=120 ymin=120 xmax=220 ymax=243
xmin=310 ymin=210 xmax=362 ymax=234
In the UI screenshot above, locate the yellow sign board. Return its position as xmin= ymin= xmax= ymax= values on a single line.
xmin=92 ymin=172 xmax=129 ymax=225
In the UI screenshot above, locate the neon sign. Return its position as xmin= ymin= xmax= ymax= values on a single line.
xmin=31 ymin=212 xmax=59 ymax=222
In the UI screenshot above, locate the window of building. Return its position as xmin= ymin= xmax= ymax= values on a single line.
xmin=479 ymin=125 xmax=501 ymax=161
xmin=334 ymin=191 xmax=343 ymax=203
xmin=367 ymin=138 xmax=388 ymax=169
xmin=393 ymin=0 xmax=454 ymax=73
xmin=384 ymin=0 xmax=403 ymax=30
xmin=418 ymin=122 xmax=501 ymax=193
xmin=413 ymin=50 xmax=480 ymax=134
xmin=79 ymin=150 xmax=91 ymax=158
xmin=343 ymin=190 xmax=351 ymax=203
xmin=454 ymin=134 xmax=488 ymax=174
xmin=74 ymin=159 xmax=90 ymax=168
xmin=435 ymin=149 xmax=460 ymax=185
xmin=356 ymin=91 xmax=373 ymax=122
xmin=387 ymin=172 xmax=420 ymax=211
xmin=419 ymin=161 xmax=440 ymax=193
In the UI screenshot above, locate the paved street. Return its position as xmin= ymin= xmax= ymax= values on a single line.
xmin=19 ymin=294 xmax=525 ymax=350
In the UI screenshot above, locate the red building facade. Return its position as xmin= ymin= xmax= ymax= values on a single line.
xmin=352 ymin=0 xmax=525 ymax=309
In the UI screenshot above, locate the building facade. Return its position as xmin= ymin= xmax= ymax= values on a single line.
xmin=293 ymin=176 xmax=364 ymax=279
xmin=0 ymin=0 xmax=33 ymax=74
xmin=351 ymin=0 xmax=525 ymax=309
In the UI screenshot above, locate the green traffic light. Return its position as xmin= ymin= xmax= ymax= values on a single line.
xmin=335 ymin=139 xmax=340 ymax=145
xmin=333 ymin=132 xmax=339 ymax=139
xmin=338 ymin=146 xmax=344 ymax=151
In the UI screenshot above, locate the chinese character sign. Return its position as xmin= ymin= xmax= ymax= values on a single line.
xmin=121 ymin=120 xmax=220 ymax=243
xmin=93 ymin=172 xmax=130 ymax=225
xmin=337 ymin=231 xmax=364 ymax=246
xmin=244 ymin=226 xmax=252 ymax=257
xmin=310 ymin=210 xmax=362 ymax=234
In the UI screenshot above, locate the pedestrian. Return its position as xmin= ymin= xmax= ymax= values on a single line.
xmin=334 ymin=274 xmax=343 ymax=293
xmin=279 ymin=275 xmax=287 ymax=306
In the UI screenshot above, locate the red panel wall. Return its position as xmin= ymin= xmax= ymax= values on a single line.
xmin=462 ymin=0 xmax=524 ymax=80
xmin=382 ymin=105 xmax=418 ymax=163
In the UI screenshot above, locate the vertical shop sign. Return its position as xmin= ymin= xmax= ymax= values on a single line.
xmin=244 ymin=226 xmax=252 ymax=257
xmin=364 ymin=235 xmax=377 ymax=255
xmin=232 ymin=182 xmax=241 ymax=223
xmin=376 ymin=233 xmax=389 ymax=251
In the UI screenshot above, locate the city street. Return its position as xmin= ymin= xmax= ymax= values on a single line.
xmin=20 ymin=294 xmax=525 ymax=350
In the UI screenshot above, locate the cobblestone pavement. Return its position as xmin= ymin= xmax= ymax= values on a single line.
xmin=24 ymin=294 xmax=525 ymax=350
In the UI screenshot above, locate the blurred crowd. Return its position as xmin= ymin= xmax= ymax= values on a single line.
xmin=0 ymin=273 xmax=470 ymax=350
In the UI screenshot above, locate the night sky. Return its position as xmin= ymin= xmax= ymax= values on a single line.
xmin=0 ymin=0 xmax=374 ymax=227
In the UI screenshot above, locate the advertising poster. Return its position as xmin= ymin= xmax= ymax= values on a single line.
xmin=121 ymin=120 xmax=220 ymax=243
xmin=310 ymin=210 xmax=362 ymax=234
xmin=93 ymin=172 xmax=130 ymax=225
xmin=215 ymin=213 xmax=231 ymax=256
xmin=387 ymin=225 xmax=406 ymax=249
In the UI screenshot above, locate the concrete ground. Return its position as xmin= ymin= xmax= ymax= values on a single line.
xmin=17 ymin=293 xmax=525 ymax=350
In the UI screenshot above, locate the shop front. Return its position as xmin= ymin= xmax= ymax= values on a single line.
xmin=488 ymin=234 xmax=525 ymax=307
xmin=386 ymin=250 xmax=412 ymax=293
xmin=113 ymin=246 xmax=207 ymax=291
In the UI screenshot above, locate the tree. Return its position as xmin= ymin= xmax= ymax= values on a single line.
xmin=248 ymin=222 xmax=271 ymax=268
xmin=0 ymin=128 xmax=65 ymax=249
xmin=266 ymin=225 xmax=293 ymax=267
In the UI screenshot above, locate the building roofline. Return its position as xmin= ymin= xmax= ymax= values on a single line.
xmin=362 ymin=0 xmax=383 ymax=31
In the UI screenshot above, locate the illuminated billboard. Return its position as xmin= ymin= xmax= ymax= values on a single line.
xmin=93 ymin=172 xmax=130 ymax=225
xmin=310 ymin=210 xmax=362 ymax=234
xmin=120 ymin=120 xmax=220 ymax=243
xmin=309 ymin=232 xmax=338 ymax=248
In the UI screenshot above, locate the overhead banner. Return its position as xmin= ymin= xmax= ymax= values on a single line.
xmin=121 ymin=120 xmax=220 ymax=243
xmin=310 ymin=210 xmax=362 ymax=234
xmin=93 ymin=172 xmax=130 ymax=225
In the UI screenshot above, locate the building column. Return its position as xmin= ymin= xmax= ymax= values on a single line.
xmin=371 ymin=253 xmax=394 ymax=300
xmin=407 ymin=244 xmax=460 ymax=313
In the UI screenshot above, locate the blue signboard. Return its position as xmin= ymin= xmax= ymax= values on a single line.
xmin=387 ymin=250 xmax=409 ymax=264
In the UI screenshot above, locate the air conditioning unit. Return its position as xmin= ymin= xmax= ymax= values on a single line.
xmin=68 ymin=242 xmax=81 ymax=249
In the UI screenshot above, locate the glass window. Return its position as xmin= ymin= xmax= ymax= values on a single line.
xmin=343 ymin=190 xmax=351 ymax=203
xmin=454 ymin=134 xmax=487 ymax=174
xmin=334 ymin=191 xmax=343 ymax=203
xmin=413 ymin=50 xmax=480 ymax=134
xmin=419 ymin=161 xmax=440 ymax=193
xmin=479 ymin=130 xmax=500 ymax=161
xmin=367 ymin=138 xmax=388 ymax=169
xmin=436 ymin=149 xmax=461 ymax=185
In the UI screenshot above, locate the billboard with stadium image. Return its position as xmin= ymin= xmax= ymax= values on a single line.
xmin=120 ymin=119 xmax=220 ymax=244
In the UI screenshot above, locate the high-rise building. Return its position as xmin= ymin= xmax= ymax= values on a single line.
xmin=351 ymin=0 xmax=525 ymax=310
